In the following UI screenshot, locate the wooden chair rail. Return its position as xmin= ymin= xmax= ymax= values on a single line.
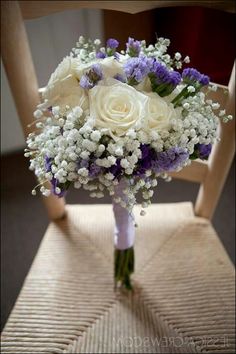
xmin=19 ymin=0 xmax=236 ymax=19
xmin=169 ymin=160 xmax=208 ymax=184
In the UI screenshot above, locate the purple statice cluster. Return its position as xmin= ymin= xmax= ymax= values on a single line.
xmin=51 ymin=177 xmax=66 ymax=197
xmin=182 ymin=68 xmax=210 ymax=86
xmin=135 ymin=145 xmax=189 ymax=176
xmin=153 ymin=147 xmax=189 ymax=173
xmin=172 ymin=68 xmax=210 ymax=106
xmin=192 ymin=143 xmax=212 ymax=160
xmin=96 ymin=38 xmax=119 ymax=59
xmin=93 ymin=37 xmax=210 ymax=101
xmin=45 ymin=156 xmax=66 ymax=197
xmin=79 ymin=157 xmax=122 ymax=180
xmin=109 ymin=159 xmax=122 ymax=178
xmin=45 ymin=156 xmax=52 ymax=173
xmin=124 ymin=56 xmax=154 ymax=84
xmin=149 ymin=60 xmax=181 ymax=96
xmin=77 ymin=158 xmax=102 ymax=178
xmin=124 ymin=55 xmax=181 ymax=96
xmin=80 ymin=64 xmax=103 ymax=89
xmin=45 ymin=155 xmax=103 ymax=197
xmin=77 ymin=146 xmax=189 ymax=181
xmin=126 ymin=37 xmax=141 ymax=57
xmin=113 ymin=73 xmax=126 ymax=83
xmin=107 ymin=38 xmax=119 ymax=49
xmin=45 ymin=141 xmax=212 ymax=198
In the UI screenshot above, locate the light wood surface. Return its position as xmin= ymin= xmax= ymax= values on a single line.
xmin=169 ymin=160 xmax=208 ymax=183
xmin=195 ymin=63 xmax=236 ymax=219
xmin=1 ymin=1 xmax=66 ymax=220
xmin=1 ymin=1 xmax=40 ymax=137
xmin=19 ymin=1 xmax=236 ymax=19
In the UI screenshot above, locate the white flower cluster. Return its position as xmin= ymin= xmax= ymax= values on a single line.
xmin=138 ymin=38 xmax=190 ymax=69
xmin=25 ymin=36 xmax=233 ymax=215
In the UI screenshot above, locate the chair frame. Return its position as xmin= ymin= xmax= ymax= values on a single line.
xmin=1 ymin=1 xmax=235 ymax=220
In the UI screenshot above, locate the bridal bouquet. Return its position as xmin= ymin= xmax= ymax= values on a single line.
xmin=25 ymin=36 xmax=232 ymax=289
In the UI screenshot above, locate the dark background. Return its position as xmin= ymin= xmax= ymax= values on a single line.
xmin=104 ymin=6 xmax=235 ymax=84
xmin=1 ymin=6 xmax=235 ymax=330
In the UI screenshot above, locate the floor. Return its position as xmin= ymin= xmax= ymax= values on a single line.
xmin=1 ymin=151 xmax=235 ymax=330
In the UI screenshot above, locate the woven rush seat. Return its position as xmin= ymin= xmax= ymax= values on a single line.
xmin=1 ymin=202 xmax=235 ymax=353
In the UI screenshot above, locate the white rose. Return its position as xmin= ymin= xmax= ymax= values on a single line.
xmin=41 ymin=56 xmax=88 ymax=112
xmin=100 ymin=57 xmax=124 ymax=78
xmin=47 ymin=56 xmax=79 ymax=85
xmin=89 ymin=79 xmax=148 ymax=137
xmin=75 ymin=57 xmax=124 ymax=80
xmin=75 ymin=60 xmax=96 ymax=79
xmin=144 ymin=92 xmax=177 ymax=132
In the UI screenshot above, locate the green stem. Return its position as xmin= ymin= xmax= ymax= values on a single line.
xmin=171 ymin=86 xmax=189 ymax=106
xmin=114 ymin=247 xmax=134 ymax=290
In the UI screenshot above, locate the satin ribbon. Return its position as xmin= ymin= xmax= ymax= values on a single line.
xmin=112 ymin=178 xmax=135 ymax=250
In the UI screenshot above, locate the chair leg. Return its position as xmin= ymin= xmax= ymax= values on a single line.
xmin=195 ymin=62 xmax=235 ymax=219
xmin=42 ymin=185 xmax=66 ymax=220
xmin=1 ymin=1 xmax=66 ymax=220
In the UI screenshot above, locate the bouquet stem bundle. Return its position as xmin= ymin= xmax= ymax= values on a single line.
xmin=114 ymin=247 xmax=134 ymax=290
xmin=113 ymin=178 xmax=135 ymax=290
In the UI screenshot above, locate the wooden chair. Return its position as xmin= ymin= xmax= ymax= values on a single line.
xmin=1 ymin=1 xmax=235 ymax=353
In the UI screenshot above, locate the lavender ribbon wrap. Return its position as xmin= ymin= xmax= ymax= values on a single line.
xmin=112 ymin=179 xmax=135 ymax=250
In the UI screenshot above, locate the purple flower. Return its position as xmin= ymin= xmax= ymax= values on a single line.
xmin=182 ymin=68 xmax=201 ymax=83
xmin=182 ymin=68 xmax=210 ymax=86
xmin=140 ymin=144 xmax=150 ymax=159
xmin=45 ymin=156 xmax=52 ymax=172
xmin=149 ymin=60 xmax=181 ymax=96
xmin=51 ymin=178 xmax=66 ymax=198
xmin=153 ymin=147 xmax=189 ymax=173
xmin=89 ymin=163 xmax=102 ymax=178
xmin=96 ymin=51 xmax=106 ymax=59
xmin=172 ymin=68 xmax=210 ymax=106
xmin=109 ymin=159 xmax=122 ymax=178
xmin=80 ymin=64 xmax=103 ymax=89
xmin=126 ymin=37 xmax=141 ymax=57
xmin=136 ymin=146 xmax=189 ymax=175
xmin=150 ymin=60 xmax=170 ymax=84
xmin=45 ymin=156 xmax=67 ymax=197
xmin=134 ymin=145 xmax=156 ymax=176
xmin=79 ymin=159 xmax=89 ymax=169
xmin=90 ymin=64 xmax=103 ymax=80
xmin=80 ymin=75 xmax=93 ymax=89
xmin=107 ymin=38 xmax=119 ymax=49
xmin=195 ymin=143 xmax=212 ymax=160
xmin=169 ymin=71 xmax=182 ymax=86
xmin=199 ymin=74 xmax=210 ymax=86
xmin=124 ymin=56 xmax=153 ymax=84
xmin=114 ymin=73 xmax=126 ymax=82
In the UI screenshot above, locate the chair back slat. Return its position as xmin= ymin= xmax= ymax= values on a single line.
xmin=19 ymin=0 xmax=236 ymax=19
xmin=195 ymin=62 xmax=235 ymax=219
xmin=1 ymin=1 xmax=40 ymax=137
xmin=169 ymin=160 xmax=208 ymax=184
